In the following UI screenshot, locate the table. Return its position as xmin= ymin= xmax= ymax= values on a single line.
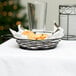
xmin=0 ymin=38 xmax=76 ymax=76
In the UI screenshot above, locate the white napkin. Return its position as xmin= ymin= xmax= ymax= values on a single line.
xmin=50 ymin=27 xmax=64 ymax=39
xmin=9 ymin=24 xmax=64 ymax=39
xmin=9 ymin=28 xmax=28 ymax=39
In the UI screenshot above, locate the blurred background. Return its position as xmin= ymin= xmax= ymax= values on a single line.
xmin=0 ymin=0 xmax=28 ymax=44
xmin=0 ymin=0 xmax=76 ymax=43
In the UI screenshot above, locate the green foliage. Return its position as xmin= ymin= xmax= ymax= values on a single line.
xmin=0 ymin=0 xmax=28 ymax=43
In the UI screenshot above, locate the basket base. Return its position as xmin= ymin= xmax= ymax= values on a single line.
xmin=19 ymin=45 xmax=57 ymax=50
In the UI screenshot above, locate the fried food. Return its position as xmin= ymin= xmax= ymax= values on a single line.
xmin=22 ymin=30 xmax=48 ymax=40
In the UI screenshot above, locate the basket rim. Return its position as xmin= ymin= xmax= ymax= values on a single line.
xmin=15 ymin=37 xmax=62 ymax=41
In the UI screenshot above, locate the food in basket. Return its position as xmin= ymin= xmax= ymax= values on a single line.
xmin=9 ymin=24 xmax=64 ymax=40
xmin=22 ymin=30 xmax=48 ymax=40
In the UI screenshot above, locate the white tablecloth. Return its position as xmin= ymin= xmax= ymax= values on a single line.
xmin=0 ymin=38 xmax=76 ymax=76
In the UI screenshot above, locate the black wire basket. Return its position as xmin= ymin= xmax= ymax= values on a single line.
xmin=16 ymin=38 xmax=61 ymax=50
xmin=9 ymin=26 xmax=63 ymax=50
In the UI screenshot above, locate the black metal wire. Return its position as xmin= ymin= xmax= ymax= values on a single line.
xmin=59 ymin=5 xmax=76 ymax=40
